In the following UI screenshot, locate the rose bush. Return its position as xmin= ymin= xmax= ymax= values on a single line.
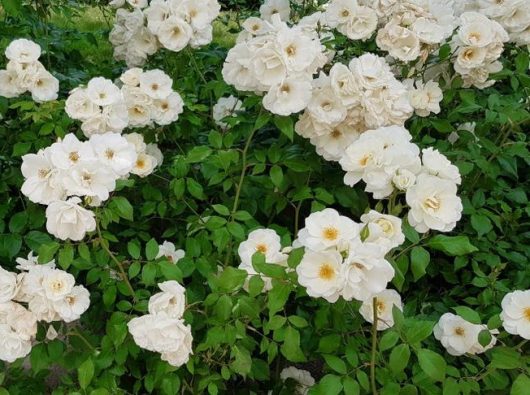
xmin=0 ymin=0 xmax=529 ymax=394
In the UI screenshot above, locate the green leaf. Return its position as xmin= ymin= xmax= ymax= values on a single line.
xmin=127 ymin=240 xmax=141 ymax=259
xmin=111 ymin=196 xmax=134 ymax=221
xmin=280 ymin=326 xmax=306 ymax=362
xmin=186 ymin=146 xmax=212 ymax=163
xmin=9 ymin=212 xmax=28 ymax=233
xmin=24 ymin=231 xmax=52 ymax=251
xmin=78 ymin=358 xmax=95 ymax=389
xmin=342 ymin=377 xmax=360 ymax=395
xmin=452 ymin=307 xmax=481 ymax=325
xmin=212 ymin=204 xmax=230 ymax=216
xmin=427 ymin=235 xmax=478 ymax=256
xmin=273 ymin=116 xmax=294 ymax=140
xmin=315 ymin=374 xmax=342 ymax=395
xmin=145 ymin=238 xmax=159 ymax=261
xmin=58 ymin=244 xmax=74 ymax=270
xmin=0 ymin=234 xmax=22 ymax=259
xmin=142 ymin=263 xmax=157 ymax=285
xmin=417 ymin=349 xmax=446 ymax=382
xmin=230 ymin=345 xmax=252 ymax=376
xmin=511 ymin=374 xmax=530 ymax=395
xmin=491 ymin=347 xmax=521 ymax=369
xmin=404 ymin=320 xmax=434 ymax=344
xmin=187 ymin=178 xmax=206 ymax=200
xmin=270 ymin=165 xmax=283 ymax=187
xmin=410 ymin=246 xmax=430 ymax=281
xmin=267 ymin=283 xmax=291 ymax=315
xmin=478 ymin=329 xmax=492 ymax=348
xmin=389 ymin=344 xmax=410 ymax=374
xmin=217 ymin=267 xmax=247 ymax=292
xmin=471 ymin=214 xmax=493 ymax=237
xmin=38 ymin=242 xmax=60 ymax=263
xmin=1 ymin=0 xmax=23 ymax=15
xmin=323 ymin=354 xmax=347 ymax=375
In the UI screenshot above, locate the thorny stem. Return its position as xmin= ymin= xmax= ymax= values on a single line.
xmin=370 ymin=297 xmax=379 ymax=395
xmin=96 ymin=216 xmax=136 ymax=301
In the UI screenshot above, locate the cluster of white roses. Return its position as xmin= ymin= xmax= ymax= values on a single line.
xmin=120 ymin=68 xmax=184 ymax=128
xmin=128 ymin=280 xmax=193 ymax=367
xmin=451 ymin=12 xmax=509 ymax=89
xmin=109 ymin=0 xmax=220 ymax=67
xmin=296 ymin=208 xmax=403 ymax=311
xmin=66 ymin=69 xmax=183 ymax=137
xmin=324 ymin=0 xmax=378 ymax=41
xmin=372 ymin=0 xmax=456 ymax=62
xmin=236 ymin=209 xmax=405 ymax=331
xmin=0 ymin=39 xmax=59 ymax=103
xmin=434 ymin=289 xmax=530 ymax=357
xmin=0 ymin=252 xmax=90 ymax=362
xmin=65 ymin=77 xmax=128 ymax=137
xmin=338 ymin=126 xmax=462 ymax=233
xmin=222 ymin=13 xmax=328 ymax=116
xmin=469 ymin=0 xmax=530 ymax=47
xmin=21 ymin=132 xmax=162 ymax=241
xmin=295 ymin=54 xmax=413 ymax=161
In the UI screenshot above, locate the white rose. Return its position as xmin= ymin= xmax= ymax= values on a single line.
xmin=406 ymin=174 xmax=463 ymax=233
xmin=433 ymin=313 xmax=489 ymax=356
xmin=421 ymin=147 xmax=462 ymax=184
xmin=157 ymin=17 xmax=193 ymax=52
xmin=42 ymin=269 xmax=75 ymax=301
xmin=139 ymin=69 xmax=173 ymax=99
xmin=65 ymin=88 xmax=101 ymax=121
xmin=263 ymin=78 xmax=312 ymax=116
xmin=159 ymin=322 xmax=193 ymax=367
xmin=30 ymin=70 xmax=59 ymax=103
xmin=148 ymin=281 xmax=187 ymax=318
xmin=340 ymin=241 xmax=395 ymax=302
xmin=0 ymin=302 xmax=37 ymax=363
xmin=296 ymin=249 xmax=344 ymax=303
xmin=500 ymin=290 xmax=530 ymax=339
xmin=297 ymin=208 xmax=359 ymax=252
xmin=5 ymin=39 xmax=41 ymax=63
xmin=238 ymin=229 xmax=284 ymax=266
xmin=53 ymin=285 xmax=91 ymax=323
xmin=361 ymin=211 xmax=405 ymax=252
xmin=155 ymin=241 xmax=184 ymax=263
xmin=359 ymin=289 xmax=403 ymax=330
xmin=86 ymin=77 xmax=122 ymax=106
xmin=46 ymin=197 xmax=97 ymax=241
xmin=128 ymin=313 xmax=193 ymax=355
xmin=0 ymin=267 xmax=18 ymax=303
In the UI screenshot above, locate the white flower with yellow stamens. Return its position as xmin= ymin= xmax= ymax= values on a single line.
xmin=359 ymin=289 xmax=402 ymax=330
xmin=298 ymin=208 xmax=360 ymax=252
xmin=296 ymin=249 xmax=344 ymax=303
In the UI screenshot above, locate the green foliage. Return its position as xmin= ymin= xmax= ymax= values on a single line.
xmin=0 ymin=2 xmax=529 ymax=395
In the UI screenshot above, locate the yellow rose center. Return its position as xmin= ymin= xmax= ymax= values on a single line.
xmin=524 ymin=308 xmax=530 ymax=322
xmin=256 ymin=243 xmax=268 ymax=253
xmin=454 ymin=327 xmax=465 ymax=336
xmin=318 ymin=263 xmax=335 ymax=280
xmin=69 ymin=151 xmax=80 ymax=163
xmin=322 ymin=227 xmax=339 ymax=241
